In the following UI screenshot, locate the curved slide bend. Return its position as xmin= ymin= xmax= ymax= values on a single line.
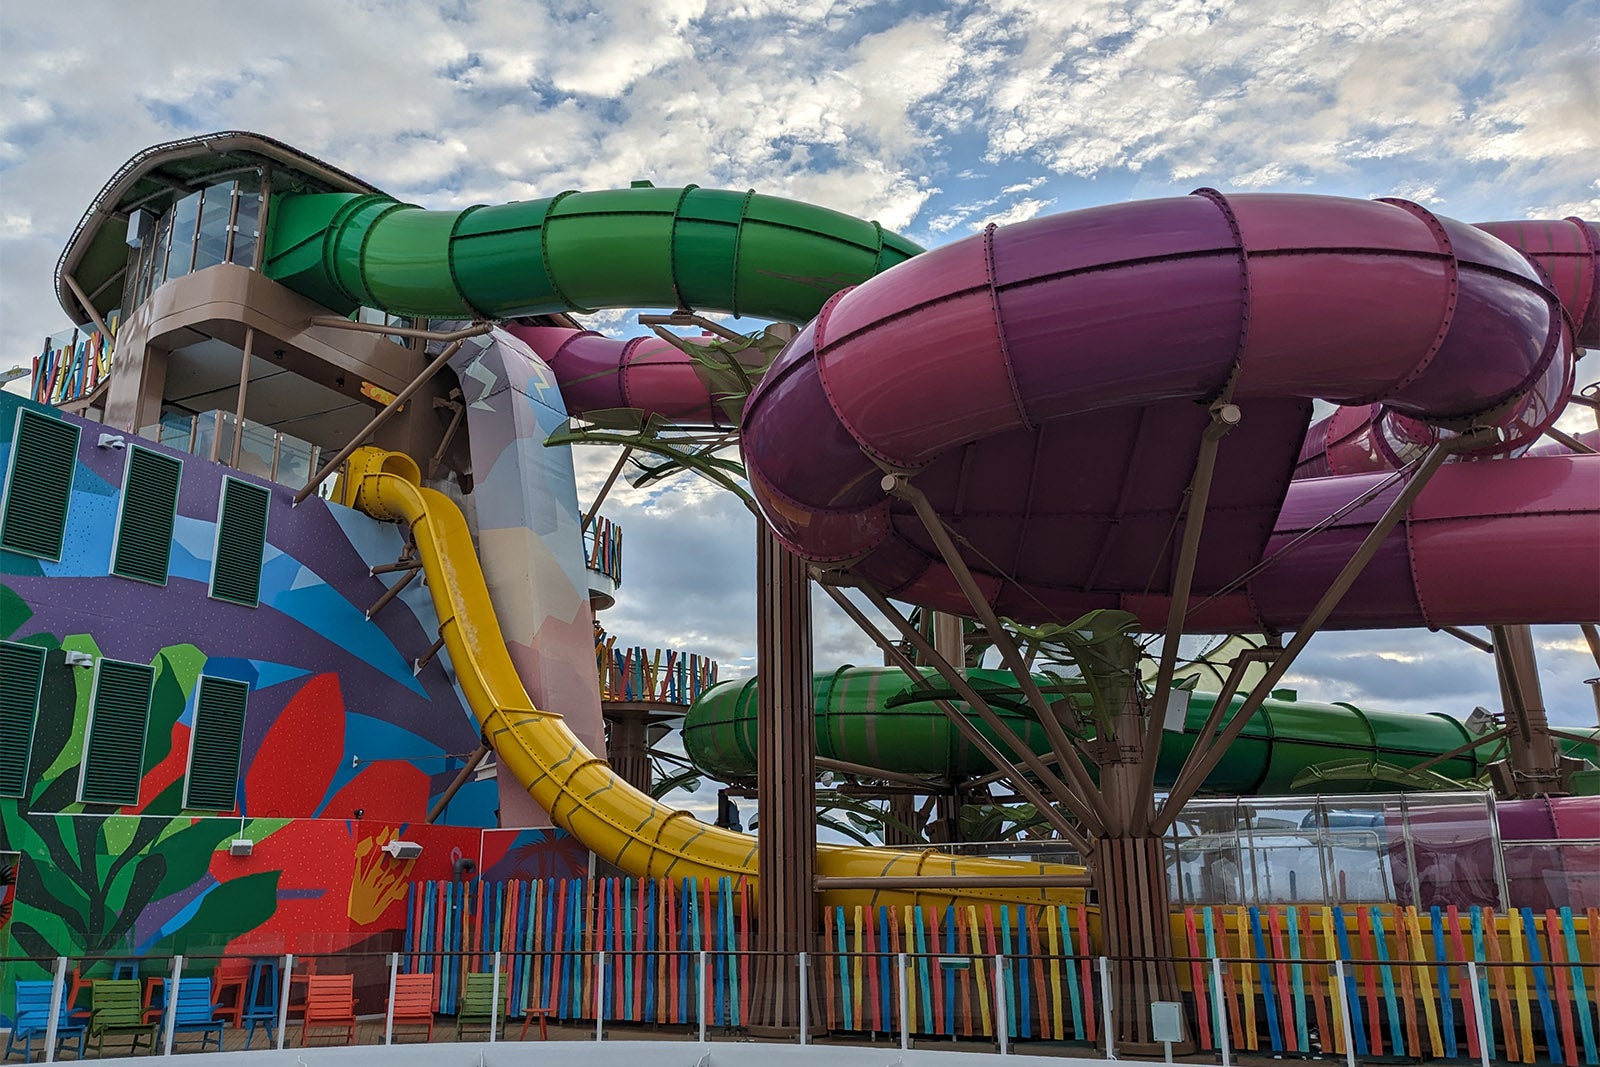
xmin=338 ymin=446 xmax=1078 ymax=911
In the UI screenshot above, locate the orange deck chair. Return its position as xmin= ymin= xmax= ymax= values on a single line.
xmin=301 ymin=974 xmax=357 ymax=1046
xmin=389 ymin=972 xmax=436 ymax=1042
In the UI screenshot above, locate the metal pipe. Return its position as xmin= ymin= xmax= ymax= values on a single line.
xmin=44 ymin=956 xmax=65 ymax=1064
xmin=1157 ymin=433 xmax=1480 ymax=830
xmin=638 ymin=311 xmax=747 ymax=343
xmin=1544 ymin=425 xmax=1598 ymax=454
xmin=163 ymin=954 xmax=182 ymax=1055
xmin=414 ymin=633 xmax=446 ymax=674
xmin=822 ymin=579 xmax=1094 ymax=850
xmin=63 ymin=273 xmax=114 ymax=341
xmin=384 ymin=952 xmax=398 ymax=1045
xmin=1138 ymin=400 xmax=1241 ymax=819
xmin=276 ymin=954 xmax=292 ymax=1051
xmin=813 ymin=874 xmax=1091 ymax=890
xmin=294 ymin=337 xmax=470 ymax=504
xmin=1165 ymin=648 xmax=1277 ymax=794
xmin=1581 ymin=624 xmax=1600 ymax=671
xmin=1403 ymin=726 xmax=1511 ymax=776
xmin=426 ymin=743 xmax=491 ymax=823
xmin=365 ymin=566 xmax=420 ymax=619
xmin=898 ymin=952 xmax=911 ymax=1051
xmin=1436 ymin=625 xmax=1496 ymax=654
xmin=883 ymin=473 xmax=1115 ymax=830
xmin=582 ymin=447 xmax=634 ymax=532
xmin=229 ymin=327 xmax=255 ymax=468
xmin=994 ymin=954 xmax=1009 ymax=1055
xmin=370 ymin=559 xmax=423 ymax=576
xmin=308 ymin=316 xmax=492 ymax=343
xmin=816 ymin=756 xmax=942 ymax=790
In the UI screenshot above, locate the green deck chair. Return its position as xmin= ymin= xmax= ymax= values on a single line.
xmin=88 ymin=978 xmax=160 ymax=1056
xmin=455 ymin=971 xmax=506 ymax=1041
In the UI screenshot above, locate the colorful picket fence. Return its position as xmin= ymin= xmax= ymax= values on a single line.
xmin=595 ymin=627 xmax=719 ymax=705
xmin=584 ymin=515 xmax=623 ymax=584
xmin=32 ymin=318 xmax=117 ymax=407
xmin=821 ymin=901 xmax=1099 ymax=1043
xmin=404 ymin=881 xmax=1596 ymax=1062
xmin=1175 ymin=903 xmax=1600 ymax=1064
xmin=404 ymin=876 xmax=749 ymax=1025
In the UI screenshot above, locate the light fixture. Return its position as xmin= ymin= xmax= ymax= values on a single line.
xmin=63 ymin=651 xmax=95 ymax=668
xmin=96 ymin=433 xmax=126 ymax=450
xmin=382 ymin=840 xmax=423 ymax=860
xmin=229 ymin=839 xmax=254 ymax=857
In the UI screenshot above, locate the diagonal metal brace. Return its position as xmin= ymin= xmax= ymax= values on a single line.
xmin=818 ymin=576 xmax=1096 ymax=851
xmin=1155 ymin=428 xmax=1495 ymax=832
xmin=880 ymin=472 xmax=1115 ymax=830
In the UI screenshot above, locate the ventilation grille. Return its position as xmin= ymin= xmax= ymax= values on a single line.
xmin=183 ymin=675 xmax=249 ymax=811
xmin=78 ymin=659 xmax=154 ymax=806
xmin=112 ymin=446 xmax=182 ymax=585
xmin=1 ymin=409 xmax=80 ymax=560
xmin=209 ymin=477 xmax=270 ymax=607
xmin=0 ymin=641 xmax=46 ymax=797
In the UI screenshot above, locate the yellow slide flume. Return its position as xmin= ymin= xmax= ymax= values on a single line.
xmin=341 ymin=447 xmax=1086 ymax=911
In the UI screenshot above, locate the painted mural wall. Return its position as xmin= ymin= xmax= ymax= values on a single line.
xmin=0 ymin=391 xmax=587 ymax=975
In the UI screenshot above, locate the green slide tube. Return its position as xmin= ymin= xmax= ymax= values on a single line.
xmin=683 ymin=667 xmax=1534 ymax=796
xmin=263 ymin=185 xmax=921 ymax=323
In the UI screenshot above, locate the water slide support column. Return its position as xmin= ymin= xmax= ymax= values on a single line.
xmin=1488 ymin=624 xmax=1566 ymax=796
xmin=750 ymin=522 xmax=816 ymax=1034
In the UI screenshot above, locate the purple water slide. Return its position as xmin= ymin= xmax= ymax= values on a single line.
xmin=1295 ymin=217 xmax=1596 ymax=477
xmin=734 ymin=191 xmax=1597 ymax=628
xmin=513 ymin=192 xmax=1598 ymax=630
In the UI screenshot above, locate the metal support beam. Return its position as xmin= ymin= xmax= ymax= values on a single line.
xmin=1435 ymin=625 xmax=1496 ymax=654
xmin=819 ymin=579 xmax=1095 ymax=852
xmin=414 ymin=634 xmax=447 ymax=674
xmin=425 ymin=744 xmax=491 ymax=823
xmin=816 ymin=756 xmax=943 ymax=790
xmin=1490 ymin=623 xmax=1563 ymax=795
xmin=879 ymin=473 xmax=1115 ymax=830
xmin=582 ymin=447 xmax=634 ymax=532
xmin=427 ymin=392 xmax=466 ymax=479
xmin=370 ymin=559 xmax=423 ymax=576
xmin=294 ymin=335 xmax=478 ymax=504
xmin=1136 ymin=400 xmax=1241 ymax=819
xmin=1161 ymin=647 xmax=1278 ymax=797
xmin=366 ymin=567 xmax=420 ymax=619
xmin=1544 ymin=425 xmax=1598 ymax=454
xmin=229 ymin=327 xmax=256 ymax=467
xmin=63 ymin=273 xmax=113 ymax=341
xmin=1156 ymin=431 xmax=1487 ymax=831
xmin=1581 ymin=624 xmax=1600 ymax=672
xmin=638 ymin=311 xmax=747 ymax=343
xmin=1404 ymin=726 xmax=1512 ymax=777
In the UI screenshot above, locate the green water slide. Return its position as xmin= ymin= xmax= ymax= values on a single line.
xmin=683 ymin=667 xmax=1501 ymax=795
xmin=263 ymin=185 xmax=920 ymax=322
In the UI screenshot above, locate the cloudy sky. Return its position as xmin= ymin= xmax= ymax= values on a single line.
xmin=3 ymin=0 xmax=1598 ymax=783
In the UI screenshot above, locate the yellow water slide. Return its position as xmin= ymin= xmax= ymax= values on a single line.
xmin=339 ymin=447 xmax=1084 ymax=912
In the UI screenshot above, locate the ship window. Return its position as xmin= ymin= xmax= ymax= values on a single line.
xmin=231 ymin=187 xmax=261 ymax=267
xmin=208 ymin=476 xmax=270 ymax=607
xmin=78 ymin=658 xmax=154 ymax=806
xmin=166 ymin=190 xmax=202 ymax=281
xmin=111 ymin=445 xmax=182 ymax=585
xmin=0 ymin=642 xmax=47 ymax=797
xmin=0 ymin=407 xmax=80 ymax=561
xmin=183 ymin=675 xmax=248 ymax=811
xmin=194 ymin=183 xmax=233 ymax=272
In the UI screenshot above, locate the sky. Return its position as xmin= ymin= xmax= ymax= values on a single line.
xmin=2 ymin=0 xmax=1598 ymax=808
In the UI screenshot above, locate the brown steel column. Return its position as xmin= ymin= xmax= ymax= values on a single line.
xmin=1490 ymin=624 xmax=1565 ymax=796
xmin=605 ymin=707 xmax=652 ymax=794
xmin=751 ymin=522 xmax=815 ymax=1034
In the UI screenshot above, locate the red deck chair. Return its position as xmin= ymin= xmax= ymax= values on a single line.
xmin=211 ymin=959 xmax=251 ymax=1027
xmin=301 ymin=974 xmax=357 ymax=1046
xmin=388 ymin=972 xmax=436 ymax=1042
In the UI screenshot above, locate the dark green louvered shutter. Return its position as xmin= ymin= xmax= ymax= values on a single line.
xmin=1 ymin=408 xmax=80 ymax=560
xmin=183 ymin=675 xmax=248 ymax=811
xmin=209 ymin=477 xmax=270 ymax=607
xmin=78 ymin=659 xmax=154 ymax=805
xmin=111 ymin=446 xmax=182 ymax=585
xmin=0 ymin=641 xmax=47 ymax=796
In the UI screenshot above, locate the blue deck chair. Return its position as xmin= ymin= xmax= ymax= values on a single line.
xmin=164 ymin=975 xmax=227 ymax=1051
xmin=240 ymin=958 xmax=281 ymax=1048
xmin=5 ymin=979 xmax=87 ymax=1062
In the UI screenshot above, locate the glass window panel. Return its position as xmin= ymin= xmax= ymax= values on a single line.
xmin=194 ymin=183 xmax=232 ymax=271
xmin=166 ymin=191 xmax=202 ymax=280
xmin=150 ymin=210 xmax=175 ymax=293
xmin=230 ymin=191 xmax=260 ymax=266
